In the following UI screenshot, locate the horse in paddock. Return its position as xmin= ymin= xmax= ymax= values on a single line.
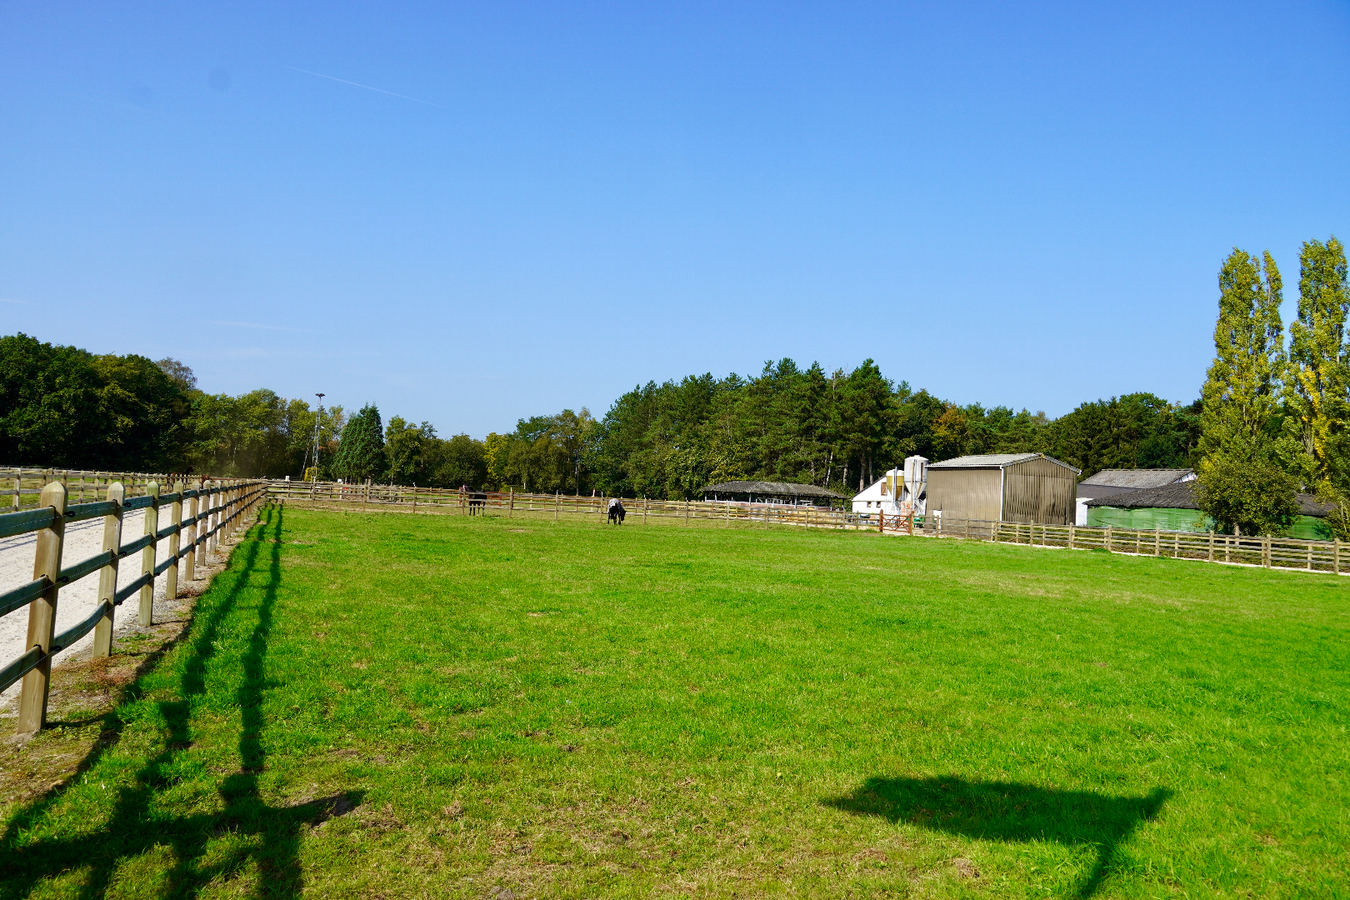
xmin=468 ymin=491 xmax=487 ymax=515
xmin=607 ymin=498 xmax=626 ymax=525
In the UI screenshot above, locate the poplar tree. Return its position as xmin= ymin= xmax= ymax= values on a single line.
xmin=1285 ymin=237 xmax=1349 ymax=491
xmin=1195 ymin=249 xmax=1297 ymax=535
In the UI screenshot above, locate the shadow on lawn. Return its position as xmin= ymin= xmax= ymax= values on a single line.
xmin=825 ymin=776 xmax=1170 ymax=898
xmin=0 ymin=505 xmax=362 ymax=898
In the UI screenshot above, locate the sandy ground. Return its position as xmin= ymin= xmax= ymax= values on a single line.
xmin=0 ymin=510 xmax=214 ymax=706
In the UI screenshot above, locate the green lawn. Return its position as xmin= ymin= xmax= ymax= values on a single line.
xmin=3 ymin=506 xmax=1348 ymax=898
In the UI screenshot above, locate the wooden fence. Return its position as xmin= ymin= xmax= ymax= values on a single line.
xmin=3 ymin=467 xmax=172 ymax=511
xmin=878 ymin=513 xmax=1347 ymax=576
xmin=265 ymin=480 xmax=857 ymax=528
xmin=0 ymin=477 xmax=267 ymax=733
xmin=268 ymin=479 xmax=1347 ymax=577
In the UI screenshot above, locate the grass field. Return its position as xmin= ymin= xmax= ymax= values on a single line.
xmin=2 ymin=505 xmax=1347 ymax=898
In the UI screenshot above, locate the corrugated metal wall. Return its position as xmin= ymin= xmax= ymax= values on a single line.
xmin=927 ymin=467 xmax=1002 ymax=521
xmin=1002 ymin=457 xmax=1076 ymax=525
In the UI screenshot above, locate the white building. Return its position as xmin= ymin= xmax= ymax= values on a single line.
xmin=851 ymin=456 xmax=928 ymax=518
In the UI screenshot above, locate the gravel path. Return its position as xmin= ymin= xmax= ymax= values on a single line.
xmin=0 ymin=510 xmax=202 ymax=704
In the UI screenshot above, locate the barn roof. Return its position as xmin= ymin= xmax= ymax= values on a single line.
xmin=1080 ymin=468 xmax=1194 ymax=488
xmin=928 ymin=453 xmax=1081 ymax=473
xmin=701 ymin=480 xmax=845 ymax=499
xmin=1087 ymin=481 xmax=1336 ymax=517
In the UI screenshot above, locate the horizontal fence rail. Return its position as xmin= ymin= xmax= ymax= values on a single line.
xmin=880 ymin=513 xmax=1346 ymax=577
xmin=0 ymin=473 xmax=266 ymax=733
xmin=1 ymin=467 xmax=174 ymax=512
xmin=265 ymin=480 xmax=856 ymax=529
xmin=268 ymin=479 xmax=1346 ymax=578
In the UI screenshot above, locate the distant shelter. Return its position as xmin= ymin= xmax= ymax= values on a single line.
xmin=700 ymin=481 xmax=845 ymax=508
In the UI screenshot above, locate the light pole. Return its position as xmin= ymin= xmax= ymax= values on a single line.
xmin=311 ymin=393 xmax=325 ymax=481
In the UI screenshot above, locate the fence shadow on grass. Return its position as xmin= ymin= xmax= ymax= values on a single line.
xmin=0 ymin=505 xmax=362 ymax=899
xmin=824 ymin=776 xmax=1170 ymax=898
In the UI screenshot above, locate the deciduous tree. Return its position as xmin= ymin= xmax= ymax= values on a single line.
xmin=1195 ymin=249 xmax=1297 ymax=535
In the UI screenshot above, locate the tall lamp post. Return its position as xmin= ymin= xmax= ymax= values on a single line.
xmin=310 ymin=392 xmax=325 ymax=481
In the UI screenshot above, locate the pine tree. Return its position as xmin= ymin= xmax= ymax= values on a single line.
xmin=1285 ymin=236 xmax=1349 ymax=494
xmin=1195 ymin=249 xmax=1297 ymax=535
xmin=332 ymin=403 xmax=387 ymax=483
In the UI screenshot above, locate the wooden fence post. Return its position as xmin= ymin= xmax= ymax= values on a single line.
xmin=1263 ymin=536 xmax=1271 ymax=569
xmin=196 ymin=480 xmax=208 ymax=571
xmin=140 ymin=481 xmax=160 ymax=626
xmin=1068 ymin=522 xmax=1075 ymax=549
xmin=685 ymin=500 xmax=689 ymax=526
xmin=10 ymin=468 xmax=19 ymax=511
xmin=1154 ymin=528 xmax=1161 ymax=557
xmin=1334 ymin=540 xmax=1341 ymax=575
xmin=92 ymin=482 xmax=125 ymax=658
xmin=183 ymin=490 xmax=198 ymax=583
xmin=509 ymin=489 xmax=514 ymax=518
xmin=165 ymin=482 xmax=184 ymax=600
xmin=1105 ymin=525 xmax=1112 ymax=553
xmin=644 ymin=497 xmax=649 ymax=525
xmin=202 ymin=481 xmax=213 ymax=557
xmin=17 ymin=482 xmax=67 ymax=733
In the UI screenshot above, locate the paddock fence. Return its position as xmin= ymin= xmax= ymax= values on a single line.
xmin=5 ymin=466 xmax=171 ymax=511
xmin=882 ymin=513 xmax=1346 ymax=576
xmin=0 ymin=473 xmax=267 ymax=733
xmin=268 ymin=479 xmax=1347 ymax=577
xmin=265 ymin=480 xmax=860 ymax=528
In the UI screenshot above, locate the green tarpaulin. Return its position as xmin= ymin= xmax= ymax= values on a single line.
xmin=1086 ymin=507 xmax=1332 ymax=541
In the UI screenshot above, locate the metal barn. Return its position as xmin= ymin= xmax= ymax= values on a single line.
xmin=926 ymin=453 xmax=1080 ymax=525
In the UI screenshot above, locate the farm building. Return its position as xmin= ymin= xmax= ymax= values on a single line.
xmin=926 ymin=453 xmax=1080 ymax=525
xmin=700 ymin=481 xmax=845 ymax=507
xmin=1086 ymin=482 xmax=1337 ymax=540
xmin=852 ymin=456 xmax=929 ymax=518
xmin=1075 ymin=468 xmax=1195 ymax=525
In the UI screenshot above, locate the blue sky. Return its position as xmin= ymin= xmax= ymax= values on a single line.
xmin=2 ymin=2 xmax=1347 ymax=436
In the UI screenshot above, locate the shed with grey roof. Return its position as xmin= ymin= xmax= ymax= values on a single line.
xmin=1086 ymin=481 xmax=1335 ymax=540
xmin=927 ymin=453 xmax=1080 ymax=525
xmin=700 ymin=481 xmax=845 ymax=507
xmin=1075 ymin=468 xmax=1195 ymax=524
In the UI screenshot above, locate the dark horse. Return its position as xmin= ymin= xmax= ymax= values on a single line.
xmin=468 ymin=491 xmax=487 ymax=515
xmin=607 ymin=498 xmax=626 ymax=525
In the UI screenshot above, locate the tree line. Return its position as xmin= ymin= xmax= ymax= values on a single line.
xmin=1 ymin=234 xmax=1342 ymax=540
xmin=0 ymin=332 xmax=1199 ymax=496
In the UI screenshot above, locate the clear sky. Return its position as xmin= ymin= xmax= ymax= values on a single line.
xmin=2 ymin=2 xmax=1347 ymax=437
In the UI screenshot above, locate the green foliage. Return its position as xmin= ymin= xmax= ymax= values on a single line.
xmin=1196 ymin=249 xmax=1298 ymax=535
xmin=431 ymin=433 xmax=488 ymax=488
xmin=183 ymin=390 xmax=335 ymax=478
xmin=0 ymin=333 xmax=190 ymax=471
xmin=385 ymin=416 xmax=436 ymax=485
xmin=1284 ymin=236 xmax=1349 ymax=495
xmin=1041 ymin=393 xmax=1200 ymax=478
xmin=1194 ymin=438 xmax=1299 ymax=535
xmin=331 ymin=403 xmax=387 ymax=483
xmin=492 ymin=409 xmax=598 ymax=494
